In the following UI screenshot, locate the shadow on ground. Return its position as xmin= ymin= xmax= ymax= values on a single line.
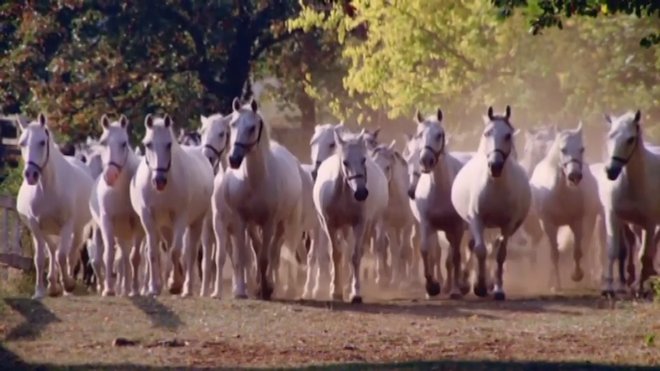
xmin=129 ymin=296 xmax=184 ymax=330
xmin=3 ymin=297 xmax=61 ymax=340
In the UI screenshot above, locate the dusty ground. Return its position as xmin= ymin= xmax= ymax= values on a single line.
xmin=1 ymin=274 xmax=659 ymax=370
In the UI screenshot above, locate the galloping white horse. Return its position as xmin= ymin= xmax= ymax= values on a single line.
xmin=529 ymin=122 xmax=599 ymax=291
xmin=451 ymin=106 xmax=531 ymax=300
xmin=222 ymin=98 xmax=303 ymax=300
xmin=89 ymin=114 xmax=144 ymax=296
xmin=409 ymin=109 xmax=470 ymax=298
xmin=313 ymin=128 xmax=388 ymax=303
xmin=16 ymin=114 xmax=94 ymax=299
xmin=371 ymin=140 xmax=416 ymax=286
xmin=130 ymin=114 xmax=213 ymax=296
xmin=599 ymin=110 xmax=659 ymax=296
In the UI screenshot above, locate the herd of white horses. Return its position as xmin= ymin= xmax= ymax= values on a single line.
xmin=13 ymin=98 xmax=660 ymax=303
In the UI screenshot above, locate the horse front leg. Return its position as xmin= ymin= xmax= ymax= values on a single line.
xmin=100 ymin=216 xmax=117 ymax=296
xmin=167 ymin=218 xmax=187 ymax=295
xmin=349 ymin=220 xmax=369 ymax=304
xmin=569 ymin=217 xmax=585 ymax=282
xmin=445 ymin=224 xmax=465 ymax=299
xmin=540 ymin=219 xmax=561 ymax=291
xmin=638 ymin=225 xmax=658 ymax=295
xmin=26 ymin=219 xmax=48 ymax=299
xmin=419 ymin=222 xmax=440 ymax=297
xmin=139 ymin=209 xmax=161 ymax=296
xmin=57 ymin=219 xmax=77 ymax=294
xmin=602 ymin=210 xmax=621 ymax=297
xmin=467 ymin=218 xmax=488 ymax=298
xmin=129 ymin=233 xmax=143 ymax=297
xmin=259 ymin=221 xmax=277 ymax=300
xmin=493 ymin=233 xmax=509 ymax=301
xmin=229 ymin=219 xmax=249 ymax=299
xmin=182 ymin=218 xmax=204 ymax=297
xmin=200 ymin=214 xmax=214 ymax=297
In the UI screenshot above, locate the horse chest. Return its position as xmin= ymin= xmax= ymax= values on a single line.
xmin=476 ymin=186 xmax=515 ymax=227
xmin=326 ymin=199 xmax=363 ymax=227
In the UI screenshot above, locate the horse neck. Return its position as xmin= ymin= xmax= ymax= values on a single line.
xmin=390 ymin=161 xmax=410 ymax=202
xmin=429 ymin=155 xmax=454 ymax=191
xmin=243 ymin=139 xmax=270 ymax=188
xmin=623 ymin=141 xmax=648 ymax=182
xmin=41 ymin=143 xmax=65 ymax=189
xmin=121 ymin=150 xmax=141 ymax=181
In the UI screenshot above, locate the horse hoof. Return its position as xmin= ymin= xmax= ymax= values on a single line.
xmin=449 ymin=292 xmax=463 ymax=300
xmin=47 ymin=284 xmax=63 ymax=297
xmin=473 ymin=283 xmax=488 ymax=298
xmin=351 ymin=296 xmax=363 ymax=304
xmin=493 ymin=292 xmax=506 ymax=301
xmin=459 ymin=284 xmax=470 ymax=296
xmin=180 ymin=291 xmax=192 ymax=298
xmin=332 ymin=293 xmax=344 ymax=302
xmin=102 ymin=289 xmax=115 ymax=297
xmin=32 ymin=289 xmax=46 ymax=300
xmin=601 ymin=289 xmax=615 ymax=298
xmin=233 ymin=292 xmax=248 ymax=299
xmin=425 ymin=281 xmax=441 ymax=297
xmin=128 ymin=291 xmax=139 ymax=297
xmin=571 ymin=270 xmax=584 ymax=282
xmin=168 ymin=285 xmax=183 ymax=295
xmin=261 ymin=286 xmax=273 ymax=301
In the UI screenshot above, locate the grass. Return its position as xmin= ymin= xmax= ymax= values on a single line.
xmin=0 ymin=289 xmax=658 ymax=370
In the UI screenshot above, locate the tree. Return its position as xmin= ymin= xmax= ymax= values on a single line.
xmin=0 ymin=1 xmax=301 ymax=142
xmin=492 ymin=0 xmax=660 ymax=47
xmin=290 ymin=0 xmax=660 ymax=138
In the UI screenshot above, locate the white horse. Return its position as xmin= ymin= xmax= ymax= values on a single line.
xmin=371 ymin=140 xmax=416 ymax=286
xmin=408 ymin=109 xmax=470 ymax=298
xmin=222 ymin=98 xmax=303 ymax=300
xmin=529 ymin=122 xmax=600 ymax=291
xmin=16 ymin=114 xmax=94 ymax=299
xmin=363 ymin=127 xmax=381 ymax=151
xmin=599 ymin=110 xmax=659 ymax=296
xmin=89 ymin=115 xmax=144 ymax=296
xmin=130 ymin=114 xmax=214 ymax=297
xmin=313 ymin=128 xmax=388 ymax=303
xmin=451 ymin=106 xmax=531 ymax=300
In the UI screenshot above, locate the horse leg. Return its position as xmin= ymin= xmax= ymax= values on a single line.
xmin=467 ymin=218 xmax=488 ymax=298
xmin=129 ymin=234 xmax=143 ymax=297
xmin=100 ymin=216 xmax=117 ymax=296
xmin=323 ymin=223 xmax=343 ymax=301
xmin=638 ymin=225 xmax=658 ymax=295
xmin=57 ymin=220 xmax=77 ymax=294
xmin=540 ymin=219 xmax=561 ymax=291
xmin=419 ymin=222 xmax=440 ymax=297
xmin=624 ymin=225 xmax=637 ymax=287
xmin=139 ymin=210 xmax=161 ymax=296
xmin=182 ymin=219 xmax=203 ymax=297
xmin=493 ymin=234 xmax=509 ymax=301
xmin=229 ymin=219 xmax=249 ymax=299
xmin=210 ymin=219 xmax=228 ymax=299
xmin=88 ymin=226 xmax=104 ymax=293
xmin=569 ymin=218 xmax=585 ymax=282
xmin=259 ymin=220 xmax=277 ymax=300
xmin=446 ymin=225 xmax=465 ymax=299
xmin=302 ymin=227 xmax=317 ymax=300
xmin=116 ymin=239 xmax=132 ymax=296
xmin=246 ymin=226 xmax=261 ymax=297
xmin=200 ymin=215 xmax=214 ymax=297
xmin=374 ymin=225 xmax=390 ymax=287
xmin=409 ymin=225 xmax=422 ymax=284
xmin=167 ymin=218 xmax=187 ymax=295
xmin=26 ymin=220 xmax=48 ymax=299
xmin=349 ymin=220 xmax=369 ymax=304
xmin=602 ymin=211 xmax=621 ymax=297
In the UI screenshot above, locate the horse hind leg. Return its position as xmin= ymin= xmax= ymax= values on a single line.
xmin=638 ymin=226 xmax=658 ymax=295
xmin=568 ymin=220 xmax=585 ymax=283
xmin=540 ymin=220 xmax=561 ymax=292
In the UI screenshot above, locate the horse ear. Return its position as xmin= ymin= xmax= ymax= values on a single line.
xmin=387 ymin=139 xmax=396 ymax=150
xmin=119 ymin=114 xmax=129 ymax=130
xmin=445 ymin=134 xmax=452 ymax=146
xmin=604 ymin=113 xmax=612 ymax=126
xmin=14 ymin=115 xmax=29 ymax=131
xmin=200 ymin=115 xmax=208 ymax=127
xmin=100 ymin=114 xmax=110 ymax=130
xmin=250 ymin=98 xmax=258 ymax=113
xmin=333 ymin=128 xmax=345 ymax=147
xmin=575 ymin=121 xmax=583 ymax=133
xmin=513 ymin=128 xmax=521 ymax=137
xmin=163 ymin=114 xmax=173 ymax=128
xmin=415 ymin=109 xmax=424 ymax=124
xmin=144 ymin=114 xmax=154 ymax=129
xmin=487 ymin=106 xmax=494 ymax=120
xmin=372 ymin=127 xmax=381 ymax=138
xmin=634 ymin=109 xmax=641 ymax=123
xmin=505 ymin=105 xmax=511 ymax=120
xmin=232 ymin=97 xmax=241 ymax=112
xmin=403 ymin=132 xmax=413 ymax=142
xmin=38 ymin=113 xmax=47 ymax=127
xmin=482 ymin=115 xmax=490 ymax=126
xmin=436 ymin=108 xmax=443 ymax=122
xmin=334 ymin=122 xmax=345 ymax=131
xmin=357 ymin=128 xmax=366 ymax=140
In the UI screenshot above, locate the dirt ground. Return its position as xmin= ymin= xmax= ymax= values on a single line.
xmin=1 ymin=257 xmax=659 ymax=371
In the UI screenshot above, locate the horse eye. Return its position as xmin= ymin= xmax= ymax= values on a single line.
xmin=218 ymin=132 xmax=224 ymax=138
xmin=145 ymin=142 xmax=152 ymax=149
xmin=99 ymin=139 xmax=108 ymax=146
xmin=580 ymin=148 xmax=585 ymax=153
xmin=560 ymin=148 xmax=567 ymax=154
xmin=122 ymin=142 xmax=127 ymax=148
xmin=329 ymin=143 xmax=336 ymax=149
xmin=504 ymin=134 xmax=512 ymax=141
xmin=361 ymin=158 xmax=366 ymax=165
xmin=342 ymin=160 xmax=349 ymax=167
xmin=626 ymin=137 xmax=635 ymax=145
xmin=166 ymin=143 xmax=172 ymax=150
xmin=39 ymin=140 xmax=46 ymax=146
xmin=248 ymin=126 xmax=255 ymax=134
xmin=436 ymin=133 xmax=443 ymax=141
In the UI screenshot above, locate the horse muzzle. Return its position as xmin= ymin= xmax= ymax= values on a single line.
xmin=23 ymin=167 xmax=40 ymax=185
xmin=354 ymin=187 xmax=369 ymax=202
xmin=566 ymin=171 xmax=583 ymax=186
xmin=407 ymin=186 xmax=416 ymax=200
xmin=488 ymin=161 xmax=504 ymax=178
xmin=152 ymin=173 xmax=168 ymax=191
xmin=605 ymin=165 xmax=622 ymax=181
xmin=420 ymin=152 xmax=436 ymax=173
xmin=103 ymin=166 xmax=120 ymax=187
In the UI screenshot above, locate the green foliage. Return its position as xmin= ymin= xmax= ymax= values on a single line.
xmin=0 ymin=1 xmax=301 ymax=143
xmin=492 ymin=0 xmax=660 ymax=47
xmin=291 ymin=0 xmax=660 ymax=136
